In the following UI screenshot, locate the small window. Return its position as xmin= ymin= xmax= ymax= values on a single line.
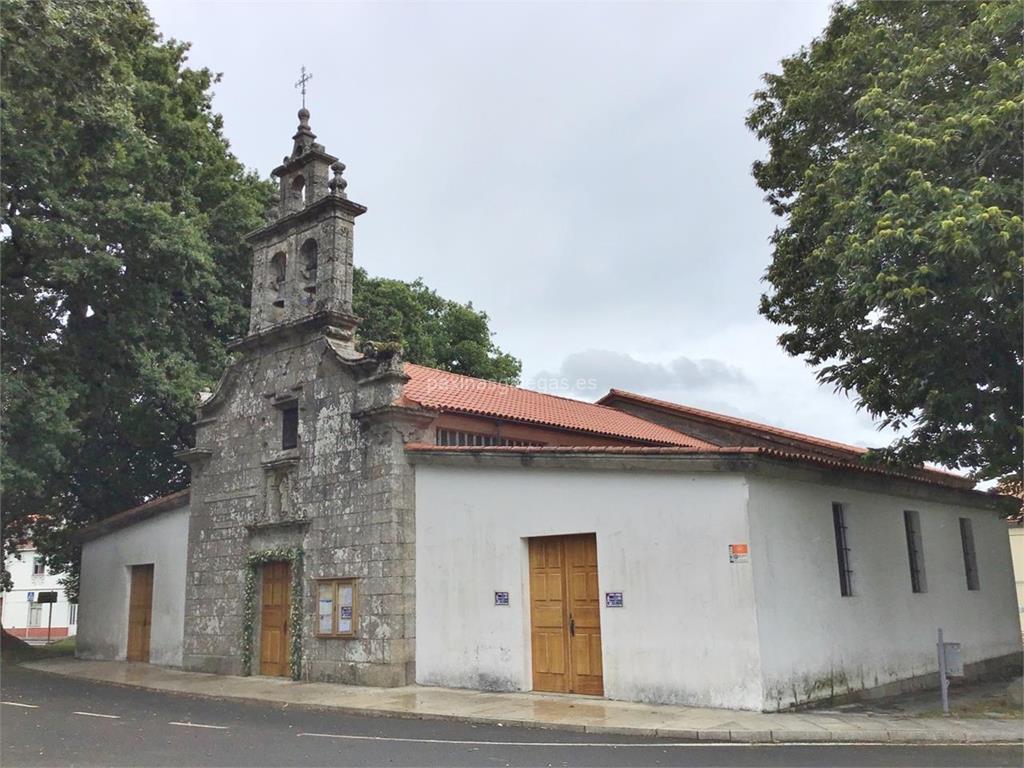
xmin=68 ymin=603 xmax=78 ymax=625
xmin=832 ymin=503 xmax=853 ymax=597
xmin=32 ymin=556 xmax=45 ymax=576
xmin=959 ymin=517 xmax=980 ymax=591
xmin=317 ymin=579 xmax=357 ymax=637
xmin=281 ymin=404 xmax=299 ymax=450
xmin=28 ymin=603 xmax=42 ymax=627
xmin=903 ymin=510 xmax=928 ymax=593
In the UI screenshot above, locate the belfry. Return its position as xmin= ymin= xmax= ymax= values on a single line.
xmin=246 ymin=107 xmax=364 ymax=346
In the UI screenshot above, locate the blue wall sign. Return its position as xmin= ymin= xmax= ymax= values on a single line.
xmin=494 ymin=591 xmax=510 ymax=606
xmin=605 ymin=592 xmax=624 ymax=608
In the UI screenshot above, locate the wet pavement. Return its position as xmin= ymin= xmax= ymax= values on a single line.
xmin=21 ymin=658 xmax=1024 ymax=744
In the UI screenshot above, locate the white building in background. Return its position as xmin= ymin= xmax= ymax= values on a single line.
xmin=2 ymin=544 xmax=77 ymax=642
xmin=1009 ymin=517 xmax=1024 ymax=633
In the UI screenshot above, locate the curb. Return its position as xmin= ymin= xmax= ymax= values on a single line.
xmin=21 ymin=662 xmax=1024 ymax=745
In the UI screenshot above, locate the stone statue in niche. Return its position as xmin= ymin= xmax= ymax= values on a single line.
xmin=278 ymin=470 xmax=294 ymax=518
xmin=264 ymin=467 xmax=295 ymax=524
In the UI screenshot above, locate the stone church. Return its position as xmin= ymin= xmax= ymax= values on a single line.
xmin=76 ymin=110 xmax=1021 ymax=711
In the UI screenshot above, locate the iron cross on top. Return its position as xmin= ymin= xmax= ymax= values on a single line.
xmin=295 ymin=66 xmax=313 ymax=108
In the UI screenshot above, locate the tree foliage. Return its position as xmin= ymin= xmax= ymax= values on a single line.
xmin=1 ymin=0 xmax=519 ymax=593
xmin=747 ymin=1 xmax=1022 ymax=480
xmin=1 ymin=0 xmax=271 ymax=590
xmin=354 ymin=268 xmax=521 ymax=384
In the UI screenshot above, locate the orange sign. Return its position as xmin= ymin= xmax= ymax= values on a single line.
xmin=729 ymin=544 xmax=749 ymax=563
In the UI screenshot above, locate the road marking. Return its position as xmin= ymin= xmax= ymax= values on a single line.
xmin=2 ymin=701 xmax=38 ymax=708
xmin=73 ymin=711 xmax=120 ymax=719
xmin=169 ymin=721 xmax=228 ymax=730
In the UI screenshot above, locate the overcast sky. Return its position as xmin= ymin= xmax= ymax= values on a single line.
xmin=146 ymin=0 xmax=902 ymax=450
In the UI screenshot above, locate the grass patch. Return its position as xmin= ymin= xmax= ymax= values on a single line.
xmin=917 ymin=697 xmax=1023 ymax=720
xmin=1 ymin=631 xmax=75 ymax=664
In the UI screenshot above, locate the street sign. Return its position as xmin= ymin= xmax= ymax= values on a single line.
xmin=36 ymin=591 xmax=58 ymax=604
xmin=729 ymin=544 xmax=749 ymax=563
xmin=26 ymin=591 xmax=34 ymax=603
xmin=605 ymin=592 xmax=624 ymax=608
xmin=494 ymin=591 xmax=509 ymax=606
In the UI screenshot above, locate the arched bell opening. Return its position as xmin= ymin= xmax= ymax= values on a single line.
xmin=300 ymin=238 xmax=318 ymax=304
xmin=270 ymin=252 xmax=287 ymax=317
xmin=290 ymin=174 xmax=306 ymax=206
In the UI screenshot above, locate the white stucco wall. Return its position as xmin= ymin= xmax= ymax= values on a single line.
xmin=748 ymin=476 xmax=1022 ymax=710
xmin=415 ymin=465 xmax=763 ymax=709
xmin=76 ymin=506 xmax=190 ymax=667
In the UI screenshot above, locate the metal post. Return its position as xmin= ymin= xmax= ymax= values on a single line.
xmin=46 ymin=602 xmax=53 ymax=644
xmin=937 ymin=627 xmax=949 ymax=715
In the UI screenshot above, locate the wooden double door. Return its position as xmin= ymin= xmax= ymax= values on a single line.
xmin=260 ymin=561 xmax=291 ymax=677
xmin=528 ymin=534 xmax=603 ymax=695
xmin=127 ymin=564 xmax=154 ymax=662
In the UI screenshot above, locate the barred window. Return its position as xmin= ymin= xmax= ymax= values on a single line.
xmin=903 ymin=510 xmax=927 ymax=593
xmin=959 ymin=517 xmax=980 ymax=591
xmin=832 ymin=503 xmax=853 ymax=597
xmin=281 ymin=404 xmax=299 ymax=450
xmin=436 ymin=429 xmax=544 ymax=448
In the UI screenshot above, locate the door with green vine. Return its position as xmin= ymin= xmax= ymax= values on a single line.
xmin=260 ymin=561 xmax=291 ymax=676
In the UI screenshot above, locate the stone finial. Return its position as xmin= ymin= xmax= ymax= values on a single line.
xmin=292 ymin=108 xmax=316 ymax=158
xmin=329 ymin=161 xmax=348 ymax=197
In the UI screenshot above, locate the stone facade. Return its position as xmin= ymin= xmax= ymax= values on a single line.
xmin=180 ymin=111 xmax=431 ymax=686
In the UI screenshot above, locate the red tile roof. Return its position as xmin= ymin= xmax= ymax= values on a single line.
xmin=598 ymin=389 xmax=869 ymax=457
xmin=400 ymin=364 xmax=714 ymax=448
xmin=597 ymin=389 xmax=972 ymax=488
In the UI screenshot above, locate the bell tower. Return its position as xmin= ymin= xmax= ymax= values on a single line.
xmin=245 ymin=107 xmax=365 ymax=346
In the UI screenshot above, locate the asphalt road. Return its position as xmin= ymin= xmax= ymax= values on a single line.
xmin=1 ymin=665 xmax=1020 ymax=767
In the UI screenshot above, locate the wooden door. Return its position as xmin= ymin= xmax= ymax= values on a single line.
xmin=528 ymin=537 xmax=569 ymax=692
xmin=565 ymin=534 xmax=603 ymax=695
xmin=260 ymin=561 xmax=291 ymax=677
xmin=528 ymin=534 xmax=603 ymax=695
xmin=126 ymin=564 xmax=154 ymax=662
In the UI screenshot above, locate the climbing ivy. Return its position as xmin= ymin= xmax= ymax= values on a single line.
xmin=241 ymin=547 xmax=304 ymax=680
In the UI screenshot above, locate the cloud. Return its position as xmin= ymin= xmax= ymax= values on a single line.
xmin=531 ymin=349 xmax=752 ymax=399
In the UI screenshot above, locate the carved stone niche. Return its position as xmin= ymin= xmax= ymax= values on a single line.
xmin=255 ymin=454 xmax=302 ymax=529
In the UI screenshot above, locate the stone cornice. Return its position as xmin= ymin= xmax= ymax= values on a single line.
xmin=354 ymin=404 xmax=437 ymax=428
xmin=245 ymin=194 xmax=366 ymax=243
xmin=227 ymin=311 xmax=359 ymax=355
xmin=175 ymin=448 xmax=212 ymax=467
xmin=272 ymin=148 xmax=339 ymax=177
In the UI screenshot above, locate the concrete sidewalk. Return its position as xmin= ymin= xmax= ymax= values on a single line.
xmin=22 ymin=658 xmax=1023 ymax=744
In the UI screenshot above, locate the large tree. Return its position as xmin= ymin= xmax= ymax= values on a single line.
xmin=747 ymin=1 xmax=1022 ymax=480
xmin=354 ymin=268 xmax=521 ymax=384
xmin=1 ymin=0 xmax=519 ymax=592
